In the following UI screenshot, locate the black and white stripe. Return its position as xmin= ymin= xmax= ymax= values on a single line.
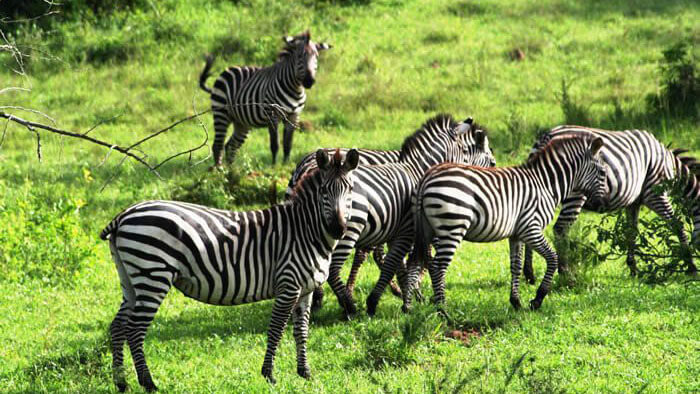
xmin=409 ymin=134 xmax=607 ymax=311
xmin=199 ymin=31 xmax=331 ymax=166
xmin=101 ymin=149 xmax=358 ymax=391
xmin=522 ymin=126 xmax=699 ymax=281
xmin=306 ymin=115 xmax=496 ymax=318
xmin=286 ymin=148 xmax=401 ymax=308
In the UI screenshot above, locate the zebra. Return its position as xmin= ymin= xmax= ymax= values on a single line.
xmin=287 ymin=148 xmax=401 ymax=309
xmin=285 ymin=124 xmax=496 ymax=311
xmin=310 ymin=115 xmax=496 ymax=318
xmin=199 ymin=30 xmax=332 ymax=167
xmin=521 ymin=126 xmax=699 ymax=282
xmin=100 ymin=149 xmax=359 ymax=391
xmin=408 ymin=133 xmax=608 ymax=312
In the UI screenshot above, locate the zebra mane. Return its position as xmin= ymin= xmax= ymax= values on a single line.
xmin=399 ymin=114 xmax=457 ymax=159
xmin=526 ymin=134 xmax=594 ymax=165
xmin=528 ymin=126 xmax=597 ymax=162
xmin=287 ymin=149 xmax=344 ymax=202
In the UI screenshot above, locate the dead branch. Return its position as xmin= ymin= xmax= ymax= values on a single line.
xmin=0 ymin=111 xmax=160 ymax=176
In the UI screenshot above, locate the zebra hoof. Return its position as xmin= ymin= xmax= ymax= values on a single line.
xmin=116 ymin=383 xmax=127 ymax=392
xmin=262 ymin=367 xmax=276 ymax=384
xmin=297 ymin=366 xmax=311 ymax=379
xmin=529 ymin=298 xmax=542 ymax=310
xmin=401 ymin=303 xmax=411 ymax=314
xmin=144 ymin=383 xmax=158 ymax=392
xmin=510 ymin=296 xmax=522 ymax=310
xmin=366 ymin=295 xmax=379 ymax=317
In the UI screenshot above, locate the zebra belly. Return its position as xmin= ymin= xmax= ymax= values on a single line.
xmin=173 ymin=274 xmax=275 ymax=306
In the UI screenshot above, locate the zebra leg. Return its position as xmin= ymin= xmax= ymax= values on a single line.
xmin=224 ymin=123 xmax=250 ymax=165
xmin=508 ymin=238 xmax=525 ymax=310
xmin=110 ymin=299 xmax=133 ymax=392
xmin=282 ymin=113 xmax=298 ymax=163
xmin=292 ymin=292 xmax=313 ymax=379
xmin=310 ymin=286 xmax=324 ymax=312
xmin=551 ymin=196 xmax=587 ymax=273
xmin=371 ymin=245 xmax=402 ymax=297
xmin=624 ymin=203 xmax=641 ymax=276
xmin=346 ymin=248 xmax=368 ymax=296
xmin=211 ymin=113 xmax=231 ymax=167
xmin=522 ymin=246 xmax=536 ymax=285
xmin=327 ymin=242 xmax=358 ymax=319
xmin=268 ymin=121 xmax=280 ymax=164
xmin=524 ymin=232 xmax=558 ymax=310
xmin=125 ymin=285 xmax=170 ymax=392
xmin=645 ymin=195 xmax=697 ymax=275
xmin=428 ymin=230 xmax=465 ymax=306
xmin=366 ymin=237 xmax=412 ymax=316
xmin=262 ymin=288 xmax=300 ymax=384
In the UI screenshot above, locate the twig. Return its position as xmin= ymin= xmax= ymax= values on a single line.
xmin=82 ymin=113 xmax=123 ymax=136
xmin=152 ymin=97 xmax=210 ymax=170
xmin=0 ymin=87 xmax=30 ymax=95
xmin=0 ymin=111 xmax=160 ymax=177
xmin=0 ymin=106 xmax=56 ymax=124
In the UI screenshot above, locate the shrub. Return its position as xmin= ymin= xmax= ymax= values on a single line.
xmin=0 ymin=181 xmax=98 ymax=286
xmin=646 ymin=39 xmax=699 ymax=119
xmin=590 ymin=178 xmax=698 ymax=284
xmin=170 ymin=156 xmax=281 ymax=209
xmin=557 ymin=79 xmax=591 ymax=125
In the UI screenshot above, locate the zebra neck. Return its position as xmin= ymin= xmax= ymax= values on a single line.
xmin=275 ymin=56 xmax=305 ymax=95
xmin=526 ymin=158 xmax=577 ymax=206
xmin=289 ymin=197 xmax=335 ymax=254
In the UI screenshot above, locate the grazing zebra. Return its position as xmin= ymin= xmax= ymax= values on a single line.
xmin=521 ymin=126 xmax=699 ymax=282
xmin=199 ymin=31 xmax=332 ymax=166
xmin=312 ymin=115 xmax=496 ymax=318
xmin=408 ymin=134 xmax=608 ymax=311
xmin=100 ymin=149 xmax=359 ymax=391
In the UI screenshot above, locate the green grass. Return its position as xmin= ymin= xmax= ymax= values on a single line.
xmin=1 ymin=0 xmax=699 ymax=392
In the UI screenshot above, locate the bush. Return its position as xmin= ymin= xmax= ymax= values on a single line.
xmin=170 ymin=156 xmax=281 ymax=209
xmin=0 ymin=181 xmax=98 ymax=286
xmin=646 ymin=39 xmax=699 ymax=119
xmin=592 ymin=178 xmax=698 ymax=284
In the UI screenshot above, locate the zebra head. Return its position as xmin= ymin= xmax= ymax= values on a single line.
xmin=283 ymin=31 xmax=332 ymax=89
xmin=316 ymin=148 xmax=359 ymax=239
xmin=453 ymin=117 xmax=497 ymax=168
xmin=573 ymin=137 xmax=608 ymax=210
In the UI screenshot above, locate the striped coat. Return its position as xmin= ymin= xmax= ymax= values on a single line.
xmin=409 ymin=134 xmax=607 ymax=311
xmin=101 ymin=149 xmax=358 ymax=391
xmin=522 ymin=126 xmax=699 ymax=281
xmin=200 ymin=31 xmax=331 ymax=166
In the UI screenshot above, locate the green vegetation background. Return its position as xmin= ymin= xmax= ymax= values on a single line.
xmin=0 ymin=0 xmax=698 ymax=392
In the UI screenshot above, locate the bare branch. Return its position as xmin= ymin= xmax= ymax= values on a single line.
xmin=0 ymin=111 xmax=160 ymax=177
xmin=0 ymin=106 xmax=57 ymax=124
xmin=152 ymin=98 xmax=210 ymax=171
xmin=0 ymin=87 xmax=30 ymax=95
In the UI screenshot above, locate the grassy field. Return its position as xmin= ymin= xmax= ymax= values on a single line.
xmin=1 ymin=0 xmax=698 ymax=392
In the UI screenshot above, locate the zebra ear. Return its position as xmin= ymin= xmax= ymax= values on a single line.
xmin=344 ymin=149 xmax=360 ymax=171
xmin=316 ymin=42 xmax=332 ymax=51
xmin=474 ymin=129 xmax=486 ymax=147
xmin=453 ymin=122 xmax=472 ymax=136
xmin=590 ymin=137 xmax=604 ymax=156
xmin=283 ymin=36 xmax=295 ymax=44
xmin=316 ymin=149 xmax=330 ymax=170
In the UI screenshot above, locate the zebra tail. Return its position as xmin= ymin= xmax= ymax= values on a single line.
xmin=100 ymin=214 xmax=123 ymax=241
xmin=414 ymin=195 xmax=434 ymax=268
xmin=199 ymin=54 xmax=215 ymax=94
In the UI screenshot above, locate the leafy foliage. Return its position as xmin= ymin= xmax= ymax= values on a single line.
xmin=646 ymin=39 xmax=699 ymax=119
xmin=0 ymin=181 xmax=98 ymax=286
xmin=591 ymin=179 xmax=698 ymax=284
